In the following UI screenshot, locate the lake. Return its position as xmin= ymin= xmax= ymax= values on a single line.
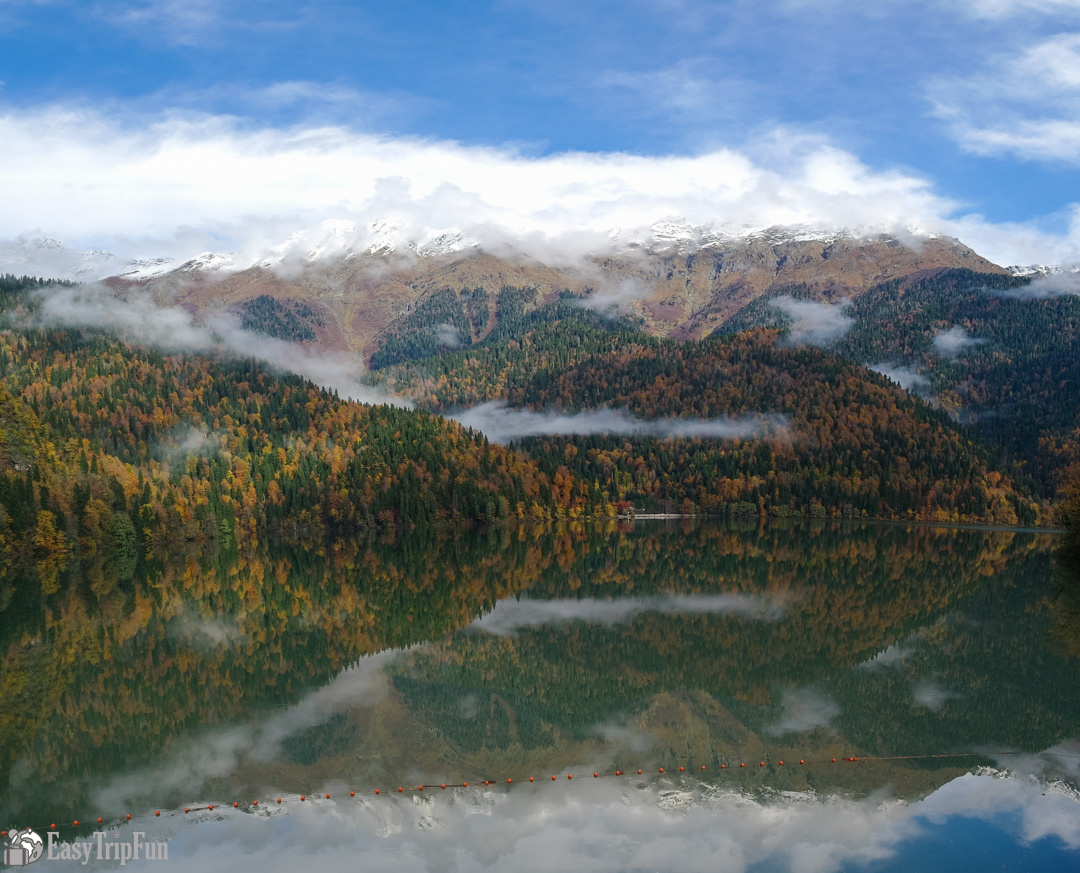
xmin=2 ymin=519 xmax=1079 ymax=871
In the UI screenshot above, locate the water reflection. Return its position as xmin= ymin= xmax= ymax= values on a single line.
xmin=2 ymin=519 xmax=1079 ymax=871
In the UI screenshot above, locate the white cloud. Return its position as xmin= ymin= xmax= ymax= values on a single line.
xmin=450 ymin=402 xmax=788 ymax=444
xmin=469 ymin=592 xmax=791 ymax=635
xmin=868 ymin=363 xmax=930 ymax=395
xmin=0 ymin=107 xmax=957 ymax=263
xmin=769 ymin=296 xmax=855 ymax=347
xmin=930 ymin=33 xmax=1080 ymax=164
xmin=32 ymin=283 xmax=404 ymax=406
xmin=930 ymin=326 xmax=985 ymax=357
xmin=1000 ymin=271 xmax=1080 ymax=297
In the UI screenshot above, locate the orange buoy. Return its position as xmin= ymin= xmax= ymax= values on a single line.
xmin=207 ymin=806 xmax=213 ymax=812
xmin=277 ymin=798 xmax=282 ymax=804
xmin=637 ymin=769 xmax=642 ymax=774
xmin=567 ymin=774 xmax=572 ymax=780
xmin=184 ymin=808 xmax=190 ymax=814
xmin=832 ymin=758 xmax=837 ymax=763
xmin=679 ymin=767 xmax=684 ymax=772
xmin=741 ymin=763 xmax=746 ymax=768
xmin=551 ymin=775 xmax=556 ymax=781
xmin=375 ymin=790 xmax=380 ymax=795
xmin=73 ymin=820 xmax=79 ymax=826
xmin=154 ymin=811 xmax=160 ymax=817
xmin=760 ymin=762 xmax=765 ymax=767
xmin=463 ymin=783 xmax=468 ymax=788
xmin=50 ymin=824 xmax=56 ymax=830
xmin=659 ymin=768 xmax=664 ymax=773
xmin=849 ymin=757 xmax=856 ymax=762
xmin=529 ymin=777 xmax=534 ymax=782
xmin=126 ymin=815 xmax=131 ymax=820
xmin=779 ymin=761 xmax=784 ymax=766
xmin=418 ymin=786 xmax=424 ymax=791
xmin=442 ymin=784 xmax=447 ymax=789
xmin=97 ymin=818 xmax=102 ymax=824
xmin=507 ymin=779 xmax=512 ymax=784
xmin=721 ymin=764 xmax=726 ymax=769
xmin=397 ymin=788 xmax=403 ymax=793
xmin=350 ymin=791 xmax=355 ymax=797
xmin=253 ymin=801 xmax=259 ymax=807
xmin=701 ymin=765 xmax=706 ymax=770
xmin=593 ymin=773 xmax=599 ymax=778
xmin=800 ymin=760 xmax=805 ymax=765
xmin=301 ymin=795 xmax=306 ymax=801
xmin=616 ymin=770 xmax=622 ymax=776
xmin=326 ymin=793 xmax=331 ymax=799
xmin=233 ymin=802 xmax=238 ymax=808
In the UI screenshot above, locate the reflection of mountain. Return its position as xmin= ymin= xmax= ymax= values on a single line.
xmin=0 ymin=521 xmax=1073 ymax=828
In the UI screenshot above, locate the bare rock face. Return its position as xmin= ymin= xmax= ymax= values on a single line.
xmin=108 ymin=231 xmax=1008 ymax=357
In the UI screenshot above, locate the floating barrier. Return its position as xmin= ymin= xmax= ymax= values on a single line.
xmin=0 ymin=751 xmax=1020 ymax=840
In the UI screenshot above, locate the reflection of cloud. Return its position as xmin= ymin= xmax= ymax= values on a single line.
xmin=859 ymin=638 xmax=919 ymax=669
xmin=33 ymin=283 xmax=404 ymax=407
xmin=770 ymin=296 xmax=855 ymax=347
xmin=931 ymin=326 xmax=985 ymax=358
xmin=765 ymin=688 xmax=841 ymax=736
xmin=470 ymin=593 xmax=790 ymax=635
xmin=451 ymin=402 xmax=788 ymax=444
xmin=913 ymin=680 xmax=960 ymax=711
xmin=868 ymin=362 xmax=929 ymax=395
xmin=90 ymin=770 xmax=1080 ymax=873
xmin=90 ymin=651 xmax=401 ymax=811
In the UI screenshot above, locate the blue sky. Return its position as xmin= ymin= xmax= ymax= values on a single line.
xmin=2 ymin=0 xmax=1080 ymax=265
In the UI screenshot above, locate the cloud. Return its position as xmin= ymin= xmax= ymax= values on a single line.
xmin=32 ymin=283 xmax=405 ymax=407
xmin=769 ymin=296 xmax=855 ymax=347
xmin=930 ymin=33 xmax=1080 ymax=164
xmin=999 ymin=271 xmax=1080 ymax=297
xmin=765 ymin=688 xmax=841 ymax=736
xmin=0 ymin=107 xmax=970 ymax=266
xmin=579 ymin=278 xmax=655 ymax=311
xmin=469 ymin=592 xmax=791 ymax=635
xmin=867 ymin=362 xmax=930 ymax=395
xmin=449 ymin=402 xmax=788 ymax=444
xmin=930 ymin=325 xmax=985 ymax=357
xmin=434 ymin=323 xmax=464 ymax=349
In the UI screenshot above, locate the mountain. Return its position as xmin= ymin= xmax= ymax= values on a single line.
xmin=31 ymin=219 xmax=1001 ymax=358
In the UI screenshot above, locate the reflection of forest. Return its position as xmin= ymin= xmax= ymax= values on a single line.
xmin=0 ymin=520 xmax=1072 ymax=827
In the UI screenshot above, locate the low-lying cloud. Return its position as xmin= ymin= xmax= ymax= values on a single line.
xmin=868 ymin=362 xmax=930 ymax=395
xmin=451 ymin=402 xmax=788 ymax=444
xmin=930 ymin=325 xmax=986 ymax=357
xmin=769 ymin=296 xmax=855 ymax=347
xmin=32 ymin=283 xmax=404 ymax=407
xmin=469 ymin=592 xmax=791 ymax=635
xmin=999 ymin=271 xmax=1080 ymax=298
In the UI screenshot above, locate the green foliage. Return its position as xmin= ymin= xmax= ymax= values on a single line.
xmin=236 ymin=295 xmax=323 ymax=342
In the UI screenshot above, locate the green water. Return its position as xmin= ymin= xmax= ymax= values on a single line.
xmin=1 ymin=520 xmax=1078 ymax=870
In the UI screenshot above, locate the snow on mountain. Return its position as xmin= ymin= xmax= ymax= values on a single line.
xmin=1007 ymin=263 xmax=1080 ymax=278
xmin=0 ymin=219 xmax=959 ymax=286
xmin=0 ymin=237 xmax=142 ymax=282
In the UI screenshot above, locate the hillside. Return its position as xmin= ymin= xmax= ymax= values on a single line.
xmin=0 ymin=279 xmax=604 ymax=574
xmin=718 ymin=269 xmax=1080 ymax=498
xmin=387 ymin=319 xmax=1041 ymax=524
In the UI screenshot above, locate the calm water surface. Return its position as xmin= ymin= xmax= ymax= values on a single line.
xmin=1 ymin=520 xmax=1078 ymax=871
